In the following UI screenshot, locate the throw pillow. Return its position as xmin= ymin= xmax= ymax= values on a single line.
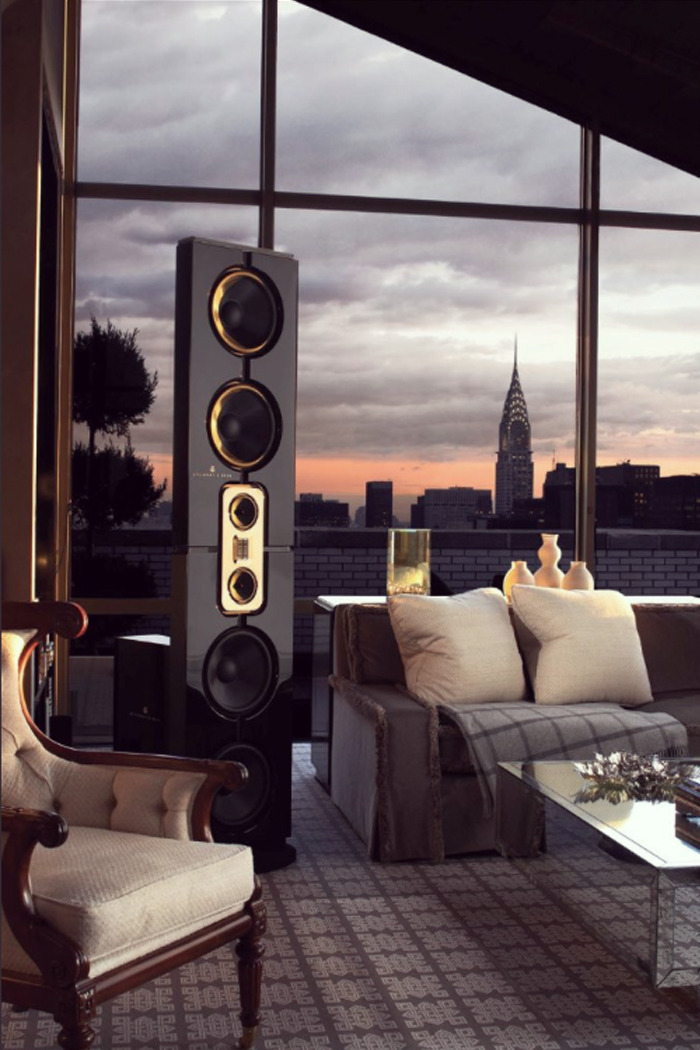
xmin=510 ymin=586 xmax=653 ymax=706
xmin=387 ymin=588 xmax=528 ymax=706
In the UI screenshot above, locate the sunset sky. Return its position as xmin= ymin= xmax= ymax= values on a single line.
xmin=75 ymin=1 xmax=700 ymax=522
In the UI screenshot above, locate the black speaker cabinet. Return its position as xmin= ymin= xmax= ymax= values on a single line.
xmin=173 ymin=238 xmax=297 ymax=551
xmin=114 ymin=635 xmax=169 ymax=753
xmin=171 ymin=238 xmax=298 ymax=872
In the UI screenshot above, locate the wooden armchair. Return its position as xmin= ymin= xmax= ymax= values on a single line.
xmin=1 ymin=601 xmax=266 ymax=1050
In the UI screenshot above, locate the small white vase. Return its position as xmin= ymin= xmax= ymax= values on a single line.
xmin=534 ymin=533 xmax=564 ymax=588
xmin=562 ymin=560 xmax=594 ymax=591
xmin=502 ymin=560 xmax=535 ymax=602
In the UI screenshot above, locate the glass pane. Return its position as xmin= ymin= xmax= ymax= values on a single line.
xmin=277 ymin=2 xmax=579 ymax=206
xmin=601 ymin=138 xmax=700 ymax=214
xmin=275 ymin=210 xmax=578 ymax=528
xmin=598 ymin=228 xmax=700 ymax=530
xmin=71 ymin=198 xmax=259 ymax=598
xmin=78 ymin=0 xmax=262 ymax=187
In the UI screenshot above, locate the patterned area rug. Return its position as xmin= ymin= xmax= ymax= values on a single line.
xmin=3 ymin=744 xmax=700 ymax=1050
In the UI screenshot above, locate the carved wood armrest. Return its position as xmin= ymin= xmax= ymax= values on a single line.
xmin=1 ymin=806 xmax=88 ymax=987
xmin=1 ymin=600 xmax=88 ymax=640
xmin=1 ymin=805 xmax=67 ymax=846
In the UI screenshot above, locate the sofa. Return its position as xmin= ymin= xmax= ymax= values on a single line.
xmin=328 ymin=588 xmax=700 ymax=862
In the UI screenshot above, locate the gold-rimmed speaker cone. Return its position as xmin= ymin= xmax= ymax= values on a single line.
xmin=230 ymin=493 xmax=259 ymax=530
xmin=208 ymin=380 xmax=282 ymax=471
xmin=228 ymin=567 xmax=258 ymax=605
xmin=209 ymin=267 xmax=281 ymax=356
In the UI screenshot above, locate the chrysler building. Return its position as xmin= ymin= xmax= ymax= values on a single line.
xmin=495 ymin=340 xmax=533 ymax=515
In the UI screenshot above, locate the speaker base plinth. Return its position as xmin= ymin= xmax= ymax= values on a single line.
xmin=252 ymin=841 xmax=297 ymax=873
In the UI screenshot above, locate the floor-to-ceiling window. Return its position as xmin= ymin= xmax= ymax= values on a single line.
xmin=64 ymin=0 xmax=699 ymax=739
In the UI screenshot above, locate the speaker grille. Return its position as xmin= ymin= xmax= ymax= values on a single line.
xmin=208 ymin=380 xmax=282 ymax=471
xmin=212 ymin=743 xmax=272 ymax=831
xmin=209 ymin=266 xmax=282 ymax=356
xmin=202 ymin=626 xmax=278 ymax=718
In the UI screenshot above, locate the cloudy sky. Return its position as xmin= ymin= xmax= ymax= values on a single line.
xmin=75 ymin=0 xmax=700 ymax=520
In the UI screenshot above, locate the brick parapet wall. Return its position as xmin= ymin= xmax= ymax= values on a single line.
xmin=91 ymin=527 xmax=699 ymax=664
xmin=292 ymin=528 xmax=700 ymax=664
xmin=293 ymin=527 xmax=700 ymax=595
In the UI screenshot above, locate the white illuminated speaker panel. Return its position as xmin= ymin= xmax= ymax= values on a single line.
xmin=220 ymin=483 xmax=266 ymax=615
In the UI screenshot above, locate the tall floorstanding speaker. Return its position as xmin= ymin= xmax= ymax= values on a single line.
xmin=171 ymin=237 xmax=298 ymax=871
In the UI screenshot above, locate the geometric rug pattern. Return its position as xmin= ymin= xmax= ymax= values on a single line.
xmin=3 ymin=744 xmax=700 ymax=1049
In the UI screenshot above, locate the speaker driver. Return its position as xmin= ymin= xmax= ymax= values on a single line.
xmin=208 ymin=380 xmax=282 ymax=471
xmin=209 ymin=267 xmax=281 ymax=357
xmin=228 ymin=567 xmax=258 ymax=606
xmin=203 ymin=626 xmax=278 ymax=718
xmin=229 ymin=492 xmax=259 ymax=530
xmin=212 ymin=743 xmax=271 ymax=831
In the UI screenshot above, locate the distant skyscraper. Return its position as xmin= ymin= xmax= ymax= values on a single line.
xmin=495 ymin=339 xmax=533 ymax=516
xmin=411 ymin=487 xmax=491 ymax=528
xmin=365 ymin=480 xmax=393 ymax=527
xmin=295 ymin=494 xmax=350 ymax=527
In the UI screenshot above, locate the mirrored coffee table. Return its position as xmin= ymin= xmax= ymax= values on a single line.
xmin=497 ymin=759 xmax=700 ymax=990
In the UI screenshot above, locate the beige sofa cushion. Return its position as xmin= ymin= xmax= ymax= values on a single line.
xmin=510 ymin=586 xmax=653 ymax=707
xmin=29 ymin=826 xmax=254 ymax=978
xmin=632 ymin=603 xmax=700 ymax=696
xmin=388 ymin=588 xmax=528 ymax=706
xmin=343 ymin=604 xmax=406 ymax=685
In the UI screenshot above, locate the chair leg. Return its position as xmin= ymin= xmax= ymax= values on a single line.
xmin=236 ymin=894 xmax=266 ymax=1049
xmin=56 ymin=1021 xmax=96 ymax=1050
xmin=54 ymin=988 xmax=96 ymax=1050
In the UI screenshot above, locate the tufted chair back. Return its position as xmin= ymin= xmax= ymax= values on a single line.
xmin=2 ymin=629 xmax=60 ymax=810
xmin=2 ymin=629 xmax=208 ymax=838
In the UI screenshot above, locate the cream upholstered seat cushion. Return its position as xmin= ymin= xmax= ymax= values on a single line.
xmin=388 ymin=588 xmax=528 ymax=706
xmin=510 ymin=586 xmax=653 ymax=706
xmin=28 ymin=827 xmax=255 ymax=979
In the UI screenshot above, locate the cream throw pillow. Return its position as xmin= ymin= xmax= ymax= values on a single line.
xmin=510 ymin=586 xmax=653 ymax=706
xmin=387 ymin=588 xmax=528 ymax=706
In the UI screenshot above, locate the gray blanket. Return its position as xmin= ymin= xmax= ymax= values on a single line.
xmin=439 ymin=701 xmax=688 ymax=816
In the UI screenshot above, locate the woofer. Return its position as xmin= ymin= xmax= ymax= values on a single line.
xmin=208 ymin=380 xmax=281 ymax=471
xmin=209 ymin=267 xmax=281 ymax=356
xmin=202 ymin=626 xmax=278 ymax=718
xmin=212 ymin=743 xmax=271 ymax=831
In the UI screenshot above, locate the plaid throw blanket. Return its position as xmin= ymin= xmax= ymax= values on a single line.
xmin=439 ymin=702 xmax=688 ymax=816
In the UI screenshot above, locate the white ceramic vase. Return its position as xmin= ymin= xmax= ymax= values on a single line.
xmin=502 ymin=560 xmax=535 ymax=602
xmin=562 ymin=560 xmax=594 ymax=590
xmin=534 ymin=533 xmax=564 ymax=588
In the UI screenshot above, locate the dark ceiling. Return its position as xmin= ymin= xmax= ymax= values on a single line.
xmin=301 ymin=0 xmax=700 ymax=183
